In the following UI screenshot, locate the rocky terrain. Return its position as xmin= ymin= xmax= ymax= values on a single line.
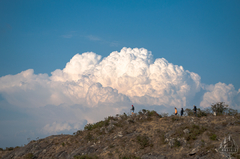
xmin=0 ymin=110 xmax=240 ymax=159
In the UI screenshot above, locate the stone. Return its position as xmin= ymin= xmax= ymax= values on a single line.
xmin=213 ymin=112 xmax=216 ymax=116
xmin=177 ymin=137 xmax=187 ymax=146
xmin=55 ymin=151 xmax=68 ymax=159
xmin=126 ymin=119 xmax=135 ymax=124
xmin=103 ymin=146 xmax=108 ymax=151
xmin=100 ymin=127 xmax=105 ymax=132
xmin=183 ymin=129 xmax=190 ymax=134
xmin=189 ymin=146 xmax=199 ymax=156
xmin=164 ymin=130 xmax=174 ymax=138
xmin=176 ymin=122 xmax=182 ymax=126
xmin=168 ymin=138 xmax=175 ymax=148
xmin=109 ymin=120 xmax=117 ymax=125
xmin=141 ymin=153 xmax=167 ymax=159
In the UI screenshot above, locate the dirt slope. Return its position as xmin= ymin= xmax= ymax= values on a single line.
xmin=1 ymin=110 xmax=240 ymax=159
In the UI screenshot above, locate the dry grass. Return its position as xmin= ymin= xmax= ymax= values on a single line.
xmin=1 ymin=111 xmax=240 ymax=159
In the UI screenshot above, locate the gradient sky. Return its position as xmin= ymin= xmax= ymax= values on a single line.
xmin=0 ymin=0 xmax=240 ymax=149
xmin=1 ymin=0 xmax=240 ymax=88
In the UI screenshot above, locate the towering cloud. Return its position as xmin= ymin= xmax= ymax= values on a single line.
xmin=48 ymin=47 xmax=202 ymax=108
xmin=200 ymin=82 xmax=240 ymax=108
xmin=0 ymin=47 xmax=239 ymax=140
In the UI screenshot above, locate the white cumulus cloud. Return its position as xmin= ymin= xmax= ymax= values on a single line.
xmin=0 ymin=47 xmax=239 ymax=142
xmin=200 ymin=82 xmax=240 ymax=108
xmin=42 ymin=122 xmax=72 ymax=134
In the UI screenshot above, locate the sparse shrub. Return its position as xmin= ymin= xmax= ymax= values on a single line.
xmin=0 ymin=148 xmax=3 ymax=151
xmin=185 ymin=124 xmax=206 ymax=141
xmin=85 ymin=132 xmax=93 ymax=141
xmin=235 ymin=121 xmax=240 ymax=125
xmin=147 ymin=110 xmax=162 ymax=118
xmin=201 ymin=139 xmax=205 ymax=147
xmin=159 ymin=133 xmax=165 ymax=144
xmin=123 ymin=113 xmax=128 ymax=118
xmin=205 ymin=144 xmax=215 ymax=152
xmin=185 ymin=108 xmax=210 ymax=117
xmin=173 ymin=139 xmax=181 ymax=147
xmin=209 ymin=133 xmax=217 ymax=140
xmin=114 ymin=121 xmax=124 ymax=127
xmin=160 ymin=112 xmax=168 ymax=117
xmin=84 ymin=123 xmax=94 ymax=131
xmin=142 ymin=109 xmax=147 ymax=114
xmin=109 ymin=144 xmax=114 ymax=148
xmin=5 ymin=147 xmax=14 ymax=151
xmin=75 ymin=130 xmax=84 ymax=136
xmin=197 ymin=108 xmax=209 ymax=117
xmin=120 ymin=154 xmax=141 ymax=159
xmin=185 ymin=108 xmax=194 ymax=116
xmin=115 ymin=148 xmax=119 ymax=153
xmin=221 ymin=121 xmax=228 ymax=127
xmin=24 ymin=153 xmax=34 ymax=159
xmin=62 ymin=142 xmax=65 ymax=146
xmin=84 ymin=116 xmax=114 ymax=131
xmin=74 ymin=155 xmax=99 ymax=159
xmin=227 ymin=108 xmax=238 ymax=116
xmin=211 ymin=102 xmax=228 ymax=115
xmin=171 ymin=116 xmax=180 ymax=122
xmin=136 ymin=134 xmax=152 ymax=149
xmin=108 ymin=152 xmax=113 ymax=156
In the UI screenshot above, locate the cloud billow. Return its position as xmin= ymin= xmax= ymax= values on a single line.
xmin=49 ymin=47 xmax=202 ymax=108
xmin=0 ymin=47 xmax=239 ymax=139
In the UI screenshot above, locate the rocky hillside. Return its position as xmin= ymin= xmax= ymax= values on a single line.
xmin=1 ymin=110 xmax=240 ymax=159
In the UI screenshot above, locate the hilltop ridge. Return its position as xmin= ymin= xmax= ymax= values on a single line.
xmin=1 ymin=109 xmax=240 ymax=159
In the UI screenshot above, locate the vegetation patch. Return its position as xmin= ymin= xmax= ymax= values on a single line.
xmin=185 ymin=124 xmax=206 ymax=141
xmin=136 ymin=134 xmax=152 ymax=149
xmin=173 ymin=139 xmax=181 ymax=147
xmin=119 ymin=154 xmax=141 ymax=159
xmin=74 ymin=155 xmax=99 ymax=159
xmin=84 ymin=132 xmax=94 ymax=141
xmin=209 ymin=133 xmax=217 ymax=140
xmin=24 ymin=153 xmax=34 ymax=159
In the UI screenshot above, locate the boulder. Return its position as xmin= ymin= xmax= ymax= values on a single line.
xmin=183 ymin=129 xmax=190 ymax=134
xmin=141 ymin=153 xmax=167 ymax=159
xmin=189 ymin=146 xmax=199 ymax=156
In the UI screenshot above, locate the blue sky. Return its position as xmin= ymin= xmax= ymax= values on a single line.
xmin=1 ymin=0 xmax=240 ymax=88
xmin=0 ymin=0 xmax=240 ymax=148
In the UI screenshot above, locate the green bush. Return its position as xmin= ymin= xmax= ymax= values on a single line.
xmin=136 ymin=134 xmax=152 ymax=149
xmin=211 ymin=102 xmax=228 ymax=115
xmin=171 ymin=116 xmax=180 ymax=122
xmin=149 ymin=110 xmax=162 ymax=117
xmin=186 ymin=124 xmax=206 ymax=141
xmin=185 ymin=108 xmax=211 ymax=117
xmin=138 ymin=111 xmax=143 ymax=115
xmin=5 ymin=147 xmax=14 ymax=151
xmin=227 ymin=108 xmax=238 ymax=116
xmin=174 ymin=139 xmax=181 ymax=147
xmin=160 ymin=113 xmax=168 ymax=117
xmin=185 ymin=108 xmax=194 ymax=116
xmin=120 ymin=154 xmax=141 ymax=159
xmin=24 ymin=153 xmax=34 ymax=159
xmin=209 ymin=134 xmax=217 ymax=140
xmin=197 ymin=108 xmax=210 ymax=117
xmin=211 ymin=102 xmax=238 ymax=116
xmin=84 ymin=116 xmax=116 ymax=131
xmin=84 ymin=132 xmax=93 ymax=141
xmin=74 ymin=155 xmax=99 ymax=159
xmin=142 ymin=109 xmax=147 ymax=114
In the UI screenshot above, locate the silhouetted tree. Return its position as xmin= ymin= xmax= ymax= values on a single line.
xmin=211 ymin=102 xmax=228 ymax=115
